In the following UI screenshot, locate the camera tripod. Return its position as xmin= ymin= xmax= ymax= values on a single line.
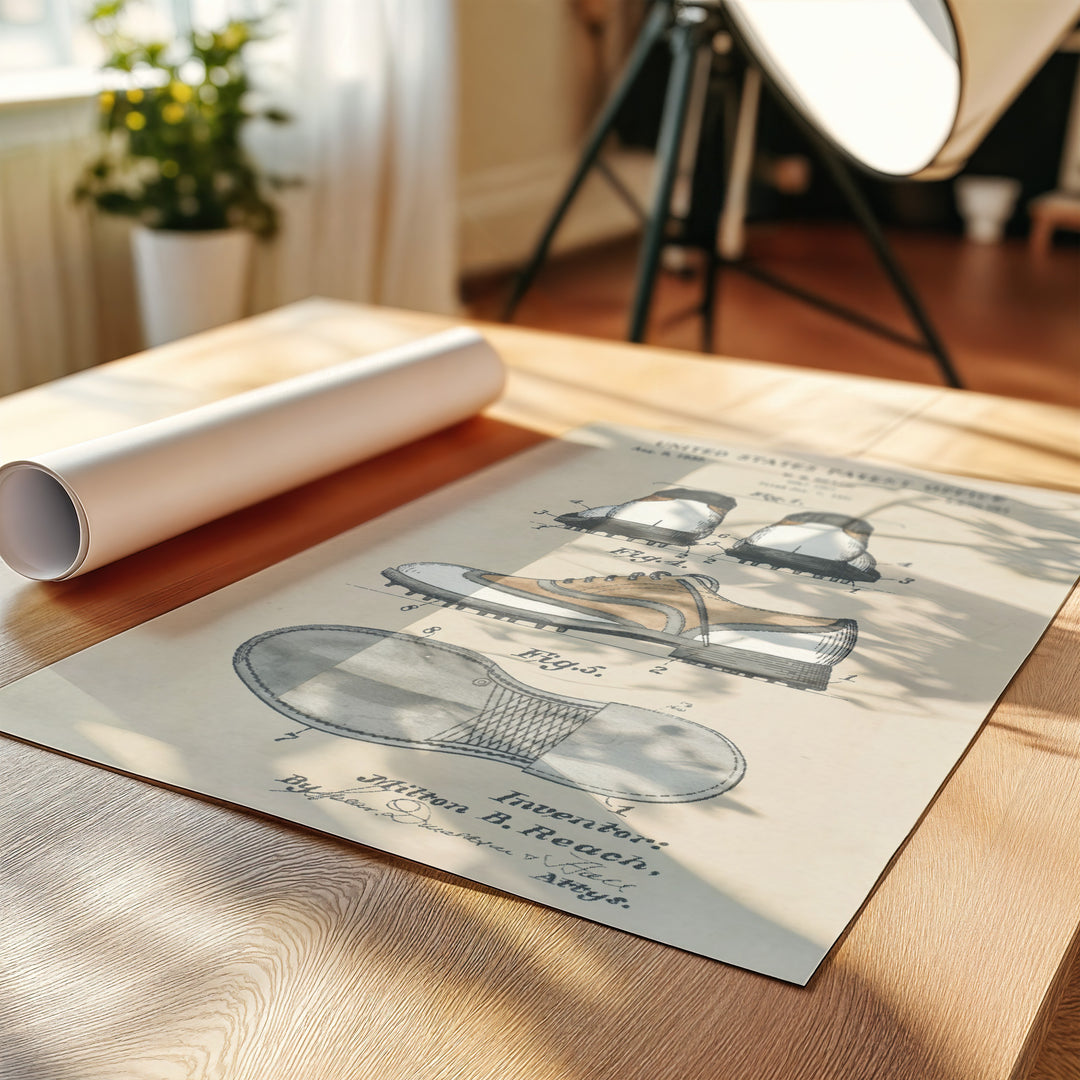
xmin=501 ymin=0 xmax=963 ymax=389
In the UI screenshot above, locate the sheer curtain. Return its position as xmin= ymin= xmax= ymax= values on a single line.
xmin=251 ymin=0 xmax=460 ymax=317
xmin=0 ymin=0 xmax=460 ymax=396
xmin=0 ymin=101 xmax=97 ymax=397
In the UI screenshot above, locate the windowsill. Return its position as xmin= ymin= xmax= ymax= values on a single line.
xmin=0 ymin=68 xmax=104 ymax=109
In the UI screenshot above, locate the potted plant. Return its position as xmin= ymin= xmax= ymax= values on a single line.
xmin=75 ymin=0 xmax=289 ymax=347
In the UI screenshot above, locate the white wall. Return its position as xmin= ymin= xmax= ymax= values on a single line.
xmin=456 ymin=0 xmax=652 ymax=277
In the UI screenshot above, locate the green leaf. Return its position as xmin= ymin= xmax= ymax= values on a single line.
xmin=75 ymin=0 xmax=291 ymax=238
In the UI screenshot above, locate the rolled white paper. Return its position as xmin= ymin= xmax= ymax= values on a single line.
xmin=0 ymin=327 xmax=505 ymax=581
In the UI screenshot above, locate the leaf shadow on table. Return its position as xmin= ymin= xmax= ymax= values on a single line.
xmin=708 ymin=491 xmax=1080 ymax=750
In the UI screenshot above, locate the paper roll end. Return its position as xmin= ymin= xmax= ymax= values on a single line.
xmin=0 ymin=462 xmax=87 ymax=581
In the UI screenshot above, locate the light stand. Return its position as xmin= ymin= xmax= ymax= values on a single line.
xmin=501 ymin=0 xmax=965 ymax=389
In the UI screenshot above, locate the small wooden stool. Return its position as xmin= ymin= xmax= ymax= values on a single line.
xmin=1028 ymin=190 xmax=1080 ymax=255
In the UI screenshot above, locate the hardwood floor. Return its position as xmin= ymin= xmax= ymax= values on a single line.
xmin=465 ymin=222 xmax=1080 ymax=408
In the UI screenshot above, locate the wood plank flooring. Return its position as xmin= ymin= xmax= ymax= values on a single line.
xmin=465 ymin=222 xmax=1079 ymax=408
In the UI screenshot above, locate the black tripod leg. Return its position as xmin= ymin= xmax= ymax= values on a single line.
xmin=502 ymin=0 xmax=671 ymax=321
xmin=628 ymin=16 xmax=705 ymax=343
xmin=814 ymin=142 xmax=964 ymax=389
xmin=699 ymin=57 xmax=744 ymax=352
xmin=701 ymin=245 xmax=720 ymax=351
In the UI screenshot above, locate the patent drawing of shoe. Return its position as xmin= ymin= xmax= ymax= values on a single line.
xmin=381 ymin=564 xmax=857 ymax=690
xmin=235 ymin=625 xmax=745 ymax=803
xmin=727 ymin=512 xmax=880 ymax=583
xmin=555 ymin=488 xmax=736 ymax=546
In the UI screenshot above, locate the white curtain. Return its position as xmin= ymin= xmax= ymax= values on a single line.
xmin=251 ymin=0 xmax=461 ymax=317
xmin=0 ymin=0 xmax=460 ymax=396
xmin=0 ymin=100 xmax=104 ymax=397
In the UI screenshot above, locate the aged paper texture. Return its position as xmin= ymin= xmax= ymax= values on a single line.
xmin=2 ymin=425 xmax=1078 ymax=984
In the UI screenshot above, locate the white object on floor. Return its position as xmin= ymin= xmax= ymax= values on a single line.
xmin=954 ymin=175 xmax=1022 ymax=244
xmin=131 ymin=225 xmax=253 ymax=347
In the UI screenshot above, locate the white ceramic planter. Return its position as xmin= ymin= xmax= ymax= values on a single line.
xmin=131 ymin=225 xmax=254 ymax=347
xmin=954 ymin=176 xmax=1022 ymax=244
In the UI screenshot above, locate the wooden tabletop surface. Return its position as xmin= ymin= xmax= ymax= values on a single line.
xmin=1 ymin=297 xmax=1078 ymax=1080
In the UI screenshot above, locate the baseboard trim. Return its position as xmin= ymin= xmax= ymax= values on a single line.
xmin=458 ymin=147 xmax=655 ymax=277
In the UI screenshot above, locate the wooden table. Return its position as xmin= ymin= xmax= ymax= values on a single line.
xmin=1 ymin=297 xmax=1078 ymax=1080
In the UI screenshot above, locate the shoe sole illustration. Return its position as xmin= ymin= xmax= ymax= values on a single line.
xmin=234 ymin=625 xmax=745 ymax=803
xmin=381 ymin=567 xmax=853 ymax=691
xmin=726 ymin=541 xmax=881 ymax=583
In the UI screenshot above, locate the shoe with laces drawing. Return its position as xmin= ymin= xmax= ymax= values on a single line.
xmin=234 ymin=625 xmax=745 ymax=803
xmin=727 ymin=512 xmax=880 ymax=583
xmin=556 ymin=488 xmax=736 ymax=545
xmin=382 ymin=563 xmax=857 ymax=690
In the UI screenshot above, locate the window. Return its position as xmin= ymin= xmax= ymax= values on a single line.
xmin=0 ymin=1 xmax=268 ymax=102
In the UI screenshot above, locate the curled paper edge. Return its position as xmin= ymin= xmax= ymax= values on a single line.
xmin=0 ymin=327 xmax=505 ymax=581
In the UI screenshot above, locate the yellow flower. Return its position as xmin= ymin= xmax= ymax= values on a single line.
xmin=162 ymin=102 xmax=185 ymax=124
xmin=220 ymin=24 xmax=246 ymax=50
xmin=125 ymin=112 xmax=146 ymax=131
xmin=126 ymin=88 xmax=144 ymax=104
xmin=170 ymin=82 xmax=193 ymax=103
xmin=99 ymin=91 xmax=115 ymax=111
xmin=161 ymin=160 xmax=180 ymax=178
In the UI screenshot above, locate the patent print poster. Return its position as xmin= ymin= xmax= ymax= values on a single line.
xmin=2 ymin=425 xmax=1079 ymax=985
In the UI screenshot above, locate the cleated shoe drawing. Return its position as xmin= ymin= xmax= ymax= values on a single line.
xmin=382 ymin=563 xmax=857 ymax=690
xmin=727 ymin=512 xmax=880 ymax=583
xmin=234 ymin=625 xmax=745 ymax=803
xmin=555 ymin=488 xmax=736 ymax=545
